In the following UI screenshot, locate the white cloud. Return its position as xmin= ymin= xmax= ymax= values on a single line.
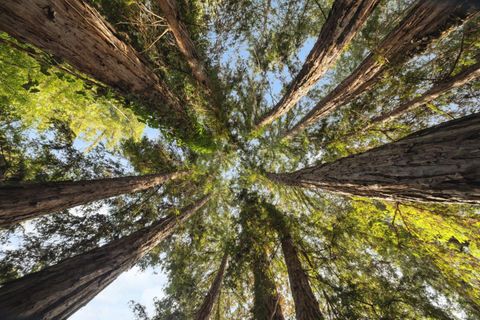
xmin=70 ymin=266 xmax=167 ymax=320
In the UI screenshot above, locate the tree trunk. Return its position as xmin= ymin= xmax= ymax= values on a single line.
xmin=157 ymin=0 xmax=225 ymax=133
xmin=255 ymin=0 xmax=380 ymax=130
xmin=285 ymin=0 xmax=480 ymax=139
xmin=157 ymin=0 xmax=211 ymax=91
xmin=252 ymin=246 xmax=286 ymax=320
xmin=368 ymin=60 xmax=480 ymax=128
xmin=266 ymin=206 xmax=324 ymax=320
xmin=0 ymin=0 xmax=187 ymax=122
xmin=269 ymin=113 xmax=480 ymax=203
xmin=0 ymin=196 xmax=210 ymax=320
xmin=0 ymin=171 xmax=186 ymax=227
xmin=194 ymin=251 xmax=229 ymax=320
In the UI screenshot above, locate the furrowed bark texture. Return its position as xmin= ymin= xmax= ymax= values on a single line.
xmin=255 ymin=0 xmax=380 ymax=129
xmin=0 ymin=0 xmax=186 ymax=118
xmin=285 ymin=0 xmax=480 ymax=139
xmin=269 ymin=113 xmax=480 ymax=203
xmin=194 ymin=251 xmax=229 ymax=320
xmin=0 ymin=171 xmax=186 ymax=227
xmin=0 ymin=196 xmax=209 ymax=320
xmin=252 ymin=246 xmax=286 ymax=320
xmin=266 ymin=206 xmax=324 ymax=320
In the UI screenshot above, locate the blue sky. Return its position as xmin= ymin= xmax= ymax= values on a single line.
xmin=71 ymin=266 xmax=166 ymax=320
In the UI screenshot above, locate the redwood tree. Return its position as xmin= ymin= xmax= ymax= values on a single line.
xmin=269 ymin=113 xmax=480 ymax=203
xmin=266 ymin=204 xmax=325 ymax=320
xmin=0 ymin=196 xmax=209 ymax=320
xmin=0 ymin=0 xmax=188 ymax=124
xmin=0 ymin=171 xmax=186 ymax=227
xmin=194 ymin=251 xmax=229 ymax=320
xmin=255 ymin=0 xmax=380 ymax=129
xmin=285 ymin=0 xmax=480 ymax=139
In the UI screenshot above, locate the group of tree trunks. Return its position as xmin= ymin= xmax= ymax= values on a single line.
xmin=0 ymin=0 xmax=479 ymax=319
xmin=255 ymin=0 xmax=380 ymax=129
xmin=0 ymin=196 xmax=210 ymax=320
xmin=284 ymin=0 xmax=480 ymax=138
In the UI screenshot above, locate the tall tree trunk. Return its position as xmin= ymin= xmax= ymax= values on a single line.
xmin=367 ymin=60 xmax=480 ymax=128
xmin=252 ymin=245 xmax=286 ymax=320
xmin=255 ymin=0 xmax=380 ymax=130
xmin=285 ymin=0 xmax=480 ymax=139
xmin=0 ymin=196 xmax=210 ymax=320
xmin=266 ymin=206 xmax=324 ymax=320
xmin=194 ymin=251 xmax=229 ymax=320
xmin=157 ymin=0 xmax=212 ymax=91
xmin=157 ymin=0 xmax=225 ymax=133
xmin=269 ymin=113 xmax=480 ymax=203
xmin=0 ymin=0 xmax=188 ymax=123
xmin=327 ymin=60 xmax=480 ymax=145
xmin=0 ymin=171 xmax=186 ymax=227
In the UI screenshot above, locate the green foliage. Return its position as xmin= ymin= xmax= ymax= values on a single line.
xmin=1 ymin=0 xmax=480 ymax=319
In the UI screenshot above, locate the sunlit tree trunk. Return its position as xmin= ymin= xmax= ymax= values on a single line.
xmin=255 ymin=0 xmax=380 ymax=130
xmin=252 ymin=245 xmax=286 ymax=320
xmin=0 ymin=0 xmax=187 ymax=120
xmin=266 ymin=206 xmax=324 ymax=320
xmin=269 ymin=113 xmax=480 ymax=203
xmin=194 ymin=251 xmax=229 ymax=320
xmin=368 ymin=61 xmax=480 ymax=128
xmin=285 ymin=0 xmax=480 ymax=139
xmin=0 ymin=171 xmax=187 ymax=227
xmin=0 ymin=196 xmax=209 ymax=320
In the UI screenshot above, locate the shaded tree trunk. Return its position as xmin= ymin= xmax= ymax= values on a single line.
xmin=255 ymin=0 xmax=380 ymax=129
xmin=266 ymin=206 xmax=324 ymax=320
xmin=252 ymin=245 xmax=286 ymax=320
xmin=269 ymin=113 xmax=480 ymax=203
xmin=285 ymin=0 xmax=480 ymax=139
xmin=157 ymin=0 xmax=225 ymax=133
xmin=0 ymin=196 xmax=210 ymax=320
xmin=157 ymin=0 xmax=212 ymax=91
xmin=0 ymin=0 xmax=188 ymax=123
xmin=194 ymin=251 xmax=229 ymax=320
xmin=0 ymin=171 xmax=186 ymax=227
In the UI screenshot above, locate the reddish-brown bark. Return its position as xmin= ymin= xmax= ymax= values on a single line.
xmin=0 ymin=0 xmax=187 ymax=122
xmin=266 ymin=206 xmax=324 ymax=320
xmin=194 ymin=251 xmax=229 ymax=320
xmin=270 ymin=113 xmax=480 ymax=203
xmin=0 ymin=171 xmax=187 ymax=227
xmin=0 ymin=196 xmax=210 ymax=320
xmin=255 ymin=0 xmax=380 ymax=130
xmin=285 ymin=0 xmax=480 ymax=139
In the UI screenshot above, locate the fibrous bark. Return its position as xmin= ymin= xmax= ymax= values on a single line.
xmin=0 ymin=171 xmax=186 ymax=227
xmin=194 ymin=251 xmax=229 ymax=320
xmin=0 ymin=196 xmax=210 ymax=320
xmin=255 ymin=0 xmax=380 ymax=130
xmin=285 ymin=0 xmax=480 ymax=139
xmin=252 ymin=245 xmax=286 ymax=320
xmin=269 ymin=113 xmax=480 ymax=203
xmin=267 ymin=206 xmax=324 ymax=320
xmin=0 ymin=0 xmax=187 ymax=122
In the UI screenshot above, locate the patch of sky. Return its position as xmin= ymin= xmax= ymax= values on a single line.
xmin=71 ymin=266 xmax=167 ymax=320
